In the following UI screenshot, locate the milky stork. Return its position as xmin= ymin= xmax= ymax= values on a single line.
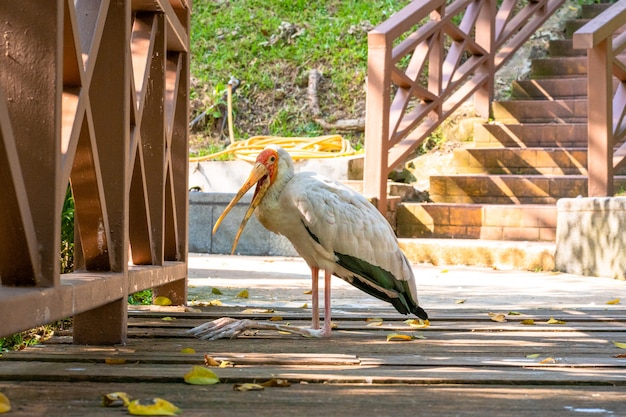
xmin=189 ymin=145 xmax=428 ymax=339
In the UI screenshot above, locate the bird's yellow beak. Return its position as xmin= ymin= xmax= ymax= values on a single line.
xmin=212 ymin=162 xmax=271 ymax=254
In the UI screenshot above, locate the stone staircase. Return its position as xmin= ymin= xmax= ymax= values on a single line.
xmin=396 ymin=2 xmax=625 ymax=258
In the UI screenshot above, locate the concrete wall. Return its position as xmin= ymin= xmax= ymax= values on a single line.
xmin=189 ymin=191 xmax=298 ymax=256
xmin=556 ymin=197 xmax=626 ymax=279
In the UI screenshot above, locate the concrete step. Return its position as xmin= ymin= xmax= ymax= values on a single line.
xmin=428 ymin=174 xmax=626 ymax=204
xmin=398 ymin=238 xmax=555 ymax=271
xmin=492 ymin=99 xmax=587 ymax=123
xmin=530 ymin=56 xmax=587 ymax=78
xmin=453 ymin=147 xmax=588 ymax=175
xmin=548 ymin=39 xmax=586 ymax=57
xmin=511 ymin=78 xmax=619 ymax=100
xmin=397 ymin=202 xmax=556 ymax=241
xmin=473 ymin=122 xmax=587 ymax=148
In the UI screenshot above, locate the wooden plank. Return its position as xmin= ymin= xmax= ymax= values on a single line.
xmin=1 ymin=381 xmax=624 ymax=417
xmin=1 ymin=360 xmax=626 ymax=386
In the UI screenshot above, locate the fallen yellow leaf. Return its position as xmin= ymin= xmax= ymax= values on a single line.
xmin=508 ymin=311 xmax=522 ymax=316
xmin=219 ymin=360 xmax=234 ymax=368
xmin=260 ymin=378 xmax=291 ymax=387
xmin=236 ymin=289 xmax=249 ymax=298
xmin=405 ymin=319 xmax=430 ymax=328
xmin=612 ymin=341 xmax=626 ymax=349
xmin=547 ymin=317 xmax=566 ymax=325
xmin=539 ymin=357 xmax=556 ymax=364
xmin=211 ymin=287 xmax=223 ymax=295
xmin=204 ymin=355 xmax=221 ymax=366
xmin=303 ymin=289 xmax=312 ymax=295
xmin=454 ymin=299 xmax=466 ymax=304
xmin=102 ymin=392 xmax=132 ymax=407
xmin=154 ymin=296 xmax=172 ymax=306
xmin=161 ymin=317 xmax=174 ymax=321
xmin=300 ymin=303 xmax=308 ymax=308
xmin=525 ymin=353 xmax=540 ymax=359
xmin=0 ymin=393 xmax=11 ymax=414
xmin=183 ymin=366 xmax=220 ymax=385
xmin=128 ymin=398 xmax=181 ymax=416
xmin=269 ymin=316 xmax=283 ymax=321
xmin=241 ymin=308 xmax=274 ymax=314
xmin=520 ymin=319 xmax=536 ymax=325
xmin=208 ymin=299 xmax=223 ymax=306
xmin=366 ymin=317 xmax=383 ymax=327
xmin=489 ymin=313 xmax=507 ymax=323
xmin=180 ymin=348 xmax=196 ymax=354
xmin=233 ymin=383 xmax=264 ymax=391
xmin=386 ymin=333 xmax=413 ymax=342
xmin=606 ymin=298 xmax=621 ymax=305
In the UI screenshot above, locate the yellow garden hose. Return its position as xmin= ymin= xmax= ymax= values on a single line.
xmin=189 ymin=78 xmax=358 ymax=163
xmin=189 ymin=134 xmax=357 ymax=163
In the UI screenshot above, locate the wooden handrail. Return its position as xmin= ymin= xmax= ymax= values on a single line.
xmin=364 ymin=0 xmax=564 ymax=212
xmin=0 ymin=0 xmax=190 ymax=344
xmin=573 ymin=0 xmax=626 ymax=196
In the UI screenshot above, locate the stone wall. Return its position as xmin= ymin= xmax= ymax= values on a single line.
xmin=556 ymin=197 xmax=626 ymax=279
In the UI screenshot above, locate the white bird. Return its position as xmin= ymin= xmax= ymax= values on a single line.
xmin=189 ymin=145 xmax=428 ymax=339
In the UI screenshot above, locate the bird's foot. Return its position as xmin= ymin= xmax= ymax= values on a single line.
xmin=188 ymin=317 xmax=330 ymax=340
xmin=187 ymin=317 xmax=257 ymax=340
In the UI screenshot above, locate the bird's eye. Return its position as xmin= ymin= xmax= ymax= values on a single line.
xmin=269 ymin=156 xmax=276 ymax=163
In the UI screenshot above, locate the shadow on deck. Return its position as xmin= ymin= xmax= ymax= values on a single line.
xmin=1 ymin=254 xmax=625 ymax=416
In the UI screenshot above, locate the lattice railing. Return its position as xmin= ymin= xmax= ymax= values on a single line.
xmin=573 ymin=0 xmax=626 ymax=197
xmin=363 ymin=0 xmax=564 ymax=211
xmin=0 ymin=0 xmax=190 ymax=344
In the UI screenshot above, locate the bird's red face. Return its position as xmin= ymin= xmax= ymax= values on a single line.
xmin=212 ymin=148 xmax=281 ymax=254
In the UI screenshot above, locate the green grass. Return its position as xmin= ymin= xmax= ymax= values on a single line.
xmin=189 ymin=0 xmax=411 ymax=149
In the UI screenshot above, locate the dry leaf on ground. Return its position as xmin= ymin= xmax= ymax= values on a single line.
xmin=236 ymin=289 xmax=249 ymax=298
xmin=127 ymin=398 xmax=181 ymax=416
xmin=520 ymin=319 xmax=536 ymax=325
xmin=184 ymin=366 xmax=220 ymax=385
xmin=547 ymin=317 xmax=566 ymax=325
xmin=489 ymin=313 xmax=507 ymax=323
xmin=102 ymin=392 xmax=132 ymax=407
xmin=0 ymin=393 xmax=11 ymax=414
xmin=405 ymin=319 xmax=430 ymax=328
xmin=233 ymin=383 xmax=265 ymax=392
xmin=606 ymin=298 xmax=621 ymax=305
xmin=386 ymin=333 xmax=414 ymax=342
xmin=154 ymin=296 xmax=172 ymax=306
xmin=612 ymin=341 xmax=626 ymax=349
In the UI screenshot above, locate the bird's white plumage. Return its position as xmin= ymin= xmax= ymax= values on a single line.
xmin=254 ymin=146 xmax=420 ymax=309
xmin=188 ymin=145 xmax=426 ymax=340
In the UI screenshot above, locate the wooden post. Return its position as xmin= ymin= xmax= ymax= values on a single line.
xmin=587 ymin=39 xmax=614 ymax=197
xmin=364 ymin=31 xmax=391 ymax=213
xmin=475 ymin=0 xmax=496 ymax=119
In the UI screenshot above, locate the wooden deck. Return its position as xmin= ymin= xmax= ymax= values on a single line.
xmin=1 ymin=255 xmax=626 ymax=416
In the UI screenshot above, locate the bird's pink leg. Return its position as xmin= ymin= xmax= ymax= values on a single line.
xmin=310 ymin=266 xmax=320 ymax=330
xmin=322 ymin=269 xmax=332 ymax=337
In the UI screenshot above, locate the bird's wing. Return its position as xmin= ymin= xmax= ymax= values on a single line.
xmin=280 ymin=173 xmax=423 ymax=317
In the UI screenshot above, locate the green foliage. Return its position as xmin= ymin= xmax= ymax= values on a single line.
xmin=190 ymin=0 xmax=412 ymax=147
xmin=128 ymin=289 xmax=154 ymax=305
xmin=60 ymin=186 xmax=75 ymax=274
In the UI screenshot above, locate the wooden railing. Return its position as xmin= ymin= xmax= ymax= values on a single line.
xmin=364 ymin=0 xmax=565 ymax=211
xmin=573 ymin=0 xmax=626 ymax=197
xmin=0 ymin=0 xmax=190 ymax=344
